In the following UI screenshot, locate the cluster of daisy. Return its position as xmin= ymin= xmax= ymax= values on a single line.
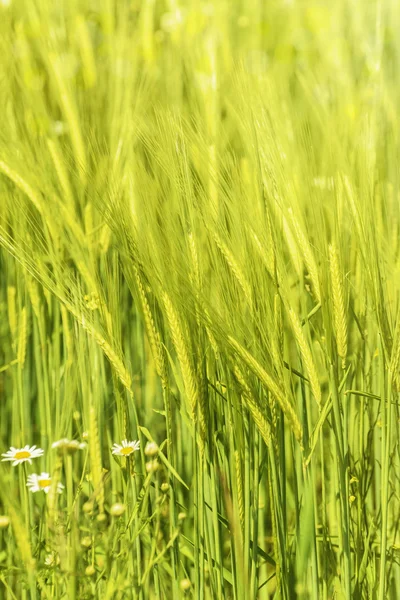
xmin=1 ymin=438 xmax=142 ymax=494
xmin=1 ymin=440 xmax=86 ymax=494
xmin=1 ymin=444 xmax=62 ymax=494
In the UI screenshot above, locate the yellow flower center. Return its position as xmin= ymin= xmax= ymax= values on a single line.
xmin=120 ymin=446 xmax=134 ymax=456
xmin=15 ymin=451 xmax=31 ymax=459
xmin=39 ymin=479 xmax=51 ymax=488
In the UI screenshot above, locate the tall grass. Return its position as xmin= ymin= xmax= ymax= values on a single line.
xmin=0 ymin=0 xmax=399 ymax=598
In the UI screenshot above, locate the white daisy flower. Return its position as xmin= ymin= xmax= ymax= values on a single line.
xmin=52 ymin=439 xmax=87 ymax=455
xmin=1 ymin=445 xmax=44 ymax=466
xmin=26 ymin=473 xmax=64 ymax=494
xmin=111 ymin=439 xmax=140 ymax=457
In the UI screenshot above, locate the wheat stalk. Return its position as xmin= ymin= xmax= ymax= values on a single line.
xmin=89 ymin=404 xmax=105 ymax=514
xmin=135 ymin=267 xmax=168 ymax=389
xmin=288 ymin=307 xmax=321 ymax=407
xmin=47 ymin=139 xmax=74 ymax=207
xmin=233 ymin=364 xmax=271 ymax=447
xmin=329 ymin=243 xmax=348 ymax=369
xmin=229 ymin=336 xmax=302 ymax=443
xmin=163 ymin=292 xmax=198 ymax=422
xmin=7 ymin=286 xmax=17 ymax=341
xmin=212 ymin=231 xmax=252 ymax=305
xmin=288 ymin=208 xmax=321 ymax=303
xmin=235 ymin=450 xmax=245 ymax=535
xmin=26 ymin=276 xmax=41 ymax=320
xmin=7 ymin=503 xmax=35 ymax=572
xmin=17 ymin=307 xmax=27 ymax=366
xmin=0 ymin=159 xmax=43 ymax=214
xmin=250 ymin=228 xmax=275 ymax=280
xmin=282 ymin=215 xmax=303 ymax=279
xmin=60 ymin=305 xmax=74 ymax=364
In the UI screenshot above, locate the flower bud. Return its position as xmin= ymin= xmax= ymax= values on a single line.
xmin=83 ymin=502 xmax=93 ymax=514
xmin=180 ymin=578 xmax=191 ymax=591
xmin=146 ymin=460 xmax=159 ymax=473
xmin=0 ymin=515 xmax=10 ymax=528
xmin=110 ymin=503 xmax=126 ymax=517
xmin=81 ymin=536 xmax=92 ymax=549
xmin=97 ymin=513 xmax=107 ymax=523
xmin=144 ymin=441 xmax=159 ymax=457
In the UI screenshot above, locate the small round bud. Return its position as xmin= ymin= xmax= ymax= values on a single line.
xmin=96 ymin=513 xmax=107 ymax=523
xmin=82 ymin=431 xmax=89 ymax=440
xmin=110 ymin=503 xmax=126 ymax=517
xmin=146 ymin=460 xmax=159 ymax=473
xmin=178 ymin=512 xmax=186 ymax=522
xmin=81 ymin=536 xmax=92 ymax=549
xmin=73 ymin=411 xmax=81 ymax=421
xmin=144 ymin=441 xmax=159 ymax=457
xmin=0 ymin=515 xmax=10 ymax=528
xmin=85 ymin=565 xmax=96 ymax=576
xmin=180 ymin=578 xmax=191 ymax=591
xmin=160 ymin=483 xmax=169 ymax=493
xmin=82 ymin=502 xmax=93 ymax=514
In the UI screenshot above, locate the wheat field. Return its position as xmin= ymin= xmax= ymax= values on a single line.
xmin=0 ymin=0 xmax=399 ymax=598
